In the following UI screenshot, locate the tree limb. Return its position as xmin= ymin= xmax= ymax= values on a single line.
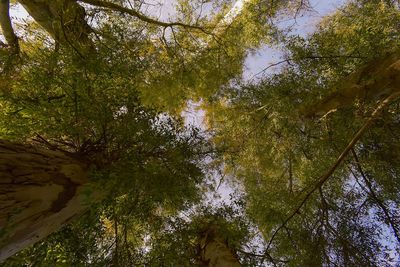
xmin=0 ymin=0 xmax=19 ymax=53
xmin=250 ymin=55 xmax=366 ymax=80
xmin=350 ymin=148 xmax=400 ymax=245
xmin=265 ymin=91 xmax=400 ymax=252
xmin=302 ymin=51 xmax=400 ymax=118
xmin=18 ymin=0 xmax=93 ymax=52
xmin=78 ymin=0 xmax=206 ymax=30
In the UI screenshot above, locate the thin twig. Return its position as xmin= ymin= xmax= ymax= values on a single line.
xmin=350 ymin=148 xmax=400 ymax=244
xmin=251 ymin=55 xmax=366 ymax=80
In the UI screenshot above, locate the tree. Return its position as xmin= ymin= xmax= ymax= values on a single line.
xmin=2 ymin=0 xmax=400 ymax=266
xmin=208 ymin=1 xmax=400 ymax=265
xmin=0 ymin=0 xmax=299 ymax=262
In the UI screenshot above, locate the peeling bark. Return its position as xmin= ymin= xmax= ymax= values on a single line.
xmin=302 ymin=51 xmax=400 ymax=118
xmin=199 ymin=225 xmax=242 ymax=267
xmin=0 ymin=140 xmax=96 ymax=261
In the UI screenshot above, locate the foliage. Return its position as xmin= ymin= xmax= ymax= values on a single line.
xmin=208 ymin=0 xmax=400 ymax=265
xmin=2 ymin=0 xmax=400 ymax=266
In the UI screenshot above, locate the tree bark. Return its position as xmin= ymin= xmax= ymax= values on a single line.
xmin=0 ymin=0 xmax=19 ymax=53
xmin=302 ymin=51 xmax=400 ymax=118
xmin=18 ymin=0 xmax=93 ymax=52
xmin=199 ymin=225 xmax=242 ymax=267
xmin=0 ymin=140 xmax=95 ymax=261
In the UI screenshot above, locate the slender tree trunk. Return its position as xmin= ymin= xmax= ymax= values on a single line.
xmin=0 ymin=0 xmax=19 ymax=52
xmin=199 ymin=225 xmax=242 ymax=267
xmin=0 ymin=140 xmax=96 ymax=261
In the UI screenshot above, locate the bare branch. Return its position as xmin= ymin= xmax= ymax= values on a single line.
xmin=350 ymin=148 xmax=400 ymax=244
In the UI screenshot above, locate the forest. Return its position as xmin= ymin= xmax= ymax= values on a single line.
xmin=0 ymin=0 xmax=400 ymax=266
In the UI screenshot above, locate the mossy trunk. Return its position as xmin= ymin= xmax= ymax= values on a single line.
xmin=0 ymin=140 xmax=95 ymax=261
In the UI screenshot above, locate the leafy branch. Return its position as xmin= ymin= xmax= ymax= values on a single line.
xmin=349 ymin=148 xmax=400 ymax=245
xmin=79 ymin=0 xmax=207 ymax=31
xmin=264 ymin=91 xmax=400 ymax=253
xmin=250 ymin=54 xmax=366 ymax=80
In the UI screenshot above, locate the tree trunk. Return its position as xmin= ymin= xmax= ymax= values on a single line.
xmin=0 ymin=0 xmax=19 ymax=53
xmin=0 ymin=140 xmax=95 ymax=261
xmin=18 ymin=0 xmax=93 ymax=52
xmin=199 ymin=225 xmax=242 ymax=267
xmin=302 ymin=51 xmax=400 ymax=118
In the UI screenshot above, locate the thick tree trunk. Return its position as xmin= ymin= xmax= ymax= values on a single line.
xmin=18 ymin=0 xmax=93 ymax=52
xmin=0 ymin=140 xmax=95 ymax=261
xmin=199 ymin=225 xmax=242 ymax=267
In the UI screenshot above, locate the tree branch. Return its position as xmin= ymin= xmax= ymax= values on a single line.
xmin=78 ymin=0 xmax=206 ymax=30
xmin=302 ymin=51 xmax=400 ymax=118
xmin=350 ymin=148 xmax=400 ymax=245
xmin=264 ymin=91 xmax=400 ymax=253
xmin=0 ymin=0 xmax=19 ymax=53
xmin=250 ymin=55 xmax=366 ymax=80
xmin=18 ymin=0 xmax=93 ymax=51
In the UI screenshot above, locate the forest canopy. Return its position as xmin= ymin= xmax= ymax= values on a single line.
xmin=1 ymin=0 xmax=400 ymax=266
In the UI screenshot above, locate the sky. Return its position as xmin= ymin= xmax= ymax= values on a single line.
xmin=179 ymin=0 xmax=350 ymax=209
xmin=138 ymin=0 xmax=349 ymax=79
xmin=244 ymin=0 xmax=348 ymax=79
